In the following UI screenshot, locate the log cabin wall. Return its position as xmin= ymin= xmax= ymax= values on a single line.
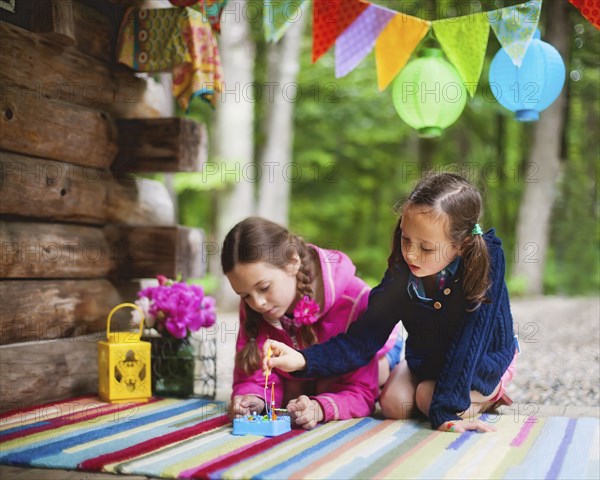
xmin=0 ymin=0 xmax=208 ymax=412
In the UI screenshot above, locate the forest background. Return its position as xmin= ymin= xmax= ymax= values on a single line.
xmin=154 ymin=0 xmax=599 ymax=306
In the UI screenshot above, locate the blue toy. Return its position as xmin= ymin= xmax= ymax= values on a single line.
xmin=232 ymin=344 xmax=292 ymax=437
xmin=232 ymin=411 xmax=291 ymax=437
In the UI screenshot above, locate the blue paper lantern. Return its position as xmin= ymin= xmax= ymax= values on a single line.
xmin=489 ymin=30 xmax=565 ymax=122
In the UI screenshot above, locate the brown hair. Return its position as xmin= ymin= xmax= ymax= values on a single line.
xmin=221 ymin=217 xmax=320 ymax=374
xmin=389 ymin=173 xmax=490 ymax=307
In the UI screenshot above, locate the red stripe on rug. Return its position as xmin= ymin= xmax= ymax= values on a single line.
xmin=1 ymin=398 xmax=162 ymax=442
xmin=184 ymin=429 xmax=304 ymax=479
xmin=0 ymin=395 xmax=97 ymax=420
xmin=79 ymin=414 xmax=230 ymax=471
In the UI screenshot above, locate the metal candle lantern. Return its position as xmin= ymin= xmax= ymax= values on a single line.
xmin=98 ymin=303 xmax=152 ymax=403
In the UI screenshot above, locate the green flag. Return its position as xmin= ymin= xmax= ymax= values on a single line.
xmin=433 ymin=12 xmax=490 ymax=97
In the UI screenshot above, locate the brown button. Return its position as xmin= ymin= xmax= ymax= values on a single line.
xmin=434 ymin=301 xmax=442 ymax=310
xmin=443 ymin=288 xmax=451 ymax=295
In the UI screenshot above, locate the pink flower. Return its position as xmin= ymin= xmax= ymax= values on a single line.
xmin=293 ymin=296 xmax=320 ymax=326
xmin=135 ymin=276 xmax=217 ymax=339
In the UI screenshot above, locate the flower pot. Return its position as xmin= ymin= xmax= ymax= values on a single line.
xmin=150 ymin=336 xmax=195 ymax=397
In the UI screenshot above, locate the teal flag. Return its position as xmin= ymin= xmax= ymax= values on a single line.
xmin=264 ymin=0 xmax=310 ymax=43
xmin=487 ymin=0 xmax=542 ymax=67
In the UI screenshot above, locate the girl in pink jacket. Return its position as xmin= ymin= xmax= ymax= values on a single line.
xmin=221 ymin=217 xmax=401 ymax=430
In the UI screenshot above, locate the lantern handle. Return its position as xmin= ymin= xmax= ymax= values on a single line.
xmin=106 ymin=303 xmax=145 ymax=341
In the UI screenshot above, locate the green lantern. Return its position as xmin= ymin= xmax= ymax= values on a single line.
xmin=392 ymin=48 xmax=467 ymax=138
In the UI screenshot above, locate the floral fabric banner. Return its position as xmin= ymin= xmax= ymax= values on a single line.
xmin=487 ymin=0 xmax=542 ymax=67
xmin=375 ymin=12 xmax=430 ymax=91
xmin=264 ymin=0 xmax=310 ymax=43
xmin=117 ymin=7 xmax=223 ymax=110
xmin=432 ymin=13 xmax=490 ymax=97
xmin=335 ymin=4 xmax=395 ymax=78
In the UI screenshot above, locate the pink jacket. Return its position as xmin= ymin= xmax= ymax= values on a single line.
xmin=232 ymin=246 xmax=396 ymax=423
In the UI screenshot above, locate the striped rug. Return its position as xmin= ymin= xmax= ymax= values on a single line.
xmin=1 ymin=396 xmax=598 ymax=479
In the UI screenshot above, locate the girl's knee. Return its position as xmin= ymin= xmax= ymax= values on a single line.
xmin=380 ymin=390 xmax=413 ymax=419
xmin=415 ymin=381 xmax=435 ymax=416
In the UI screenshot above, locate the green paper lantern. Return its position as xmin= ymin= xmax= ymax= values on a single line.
xmin=392 ymin=48 xmax=467 ymax=138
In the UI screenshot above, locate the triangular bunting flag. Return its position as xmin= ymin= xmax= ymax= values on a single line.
xmin=264 ymin=0 xmax=310 ymax=43
xmin=432 ymin=13 xmax=490 ymax=97
xmin=335 ymin=4 xmax=395 ymax=78
xmin=312 ymin=0 xmax=368 ymax=63
xmin=375 ymin=13 xmax=430 ymax=91
xmin=569 ymin=0 xmax=600 ymax=29
xmin=487 ymin=0 xmax=542 ymax=67
xmin=312 ymin=0 xmax=341 ymax=62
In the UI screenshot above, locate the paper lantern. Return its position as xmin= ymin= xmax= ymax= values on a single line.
xmin=98 ymin=303 xmax=152 ymax=403
xmin=489 ymin=30 xmax=565 ymax=122
xmin=392 ymin=48 xmax=467 ymax=138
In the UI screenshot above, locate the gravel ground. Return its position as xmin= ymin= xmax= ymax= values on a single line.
xmin=215 ymin=296 xmax=600 ymax=409
xmin=506 ymin=296 xmax=599 ymax=408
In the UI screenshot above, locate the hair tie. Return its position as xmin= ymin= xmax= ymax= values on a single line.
xmin=471 ymin=224 xmax=483 ymax=236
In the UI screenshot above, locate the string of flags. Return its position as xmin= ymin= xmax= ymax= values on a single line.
xmin=265 ymin=0 xmax=597 ymax=93
xmin=262 ymin=0 xmax=598 ymax=135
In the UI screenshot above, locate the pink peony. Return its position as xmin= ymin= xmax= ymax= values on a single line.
xmin=293 ymin=296 xmax=320 ymax=326
xmin=135 ymin=276 xmax=217 ymax=339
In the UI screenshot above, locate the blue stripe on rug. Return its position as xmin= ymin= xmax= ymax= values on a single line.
xmin=116 ymin=427 xmax=234 ymax=476
xmin=1 ymin=399 xmax=213 ymax=467
xmin=1 ymin=422 xmax=52 ymax=437
xmin=256 ymin=418 xmax=380 ymax=479
xmin=225 ymin=418 xmax=374 ymax=480
xmin=556 ymin=417 xmax=599 ymax=480
xmin=331 ymin=420 xmax=426 ymax=479
xmin=418 ymin=428 xmax=483 ymax=478
xmin=30 ymin=406 xmax=225 ymax=469
xmin=545 ymin=418 xmax=577 ymax=479
xmin=0 ymin=399 xmax=181 ymax=459
xmin=503 ymin=417 xmax=570 ymax=480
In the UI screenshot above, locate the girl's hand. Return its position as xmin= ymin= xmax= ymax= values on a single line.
xmin=262 ymin=339 xmax=306 ymax=373
xmin=286 ymin=395 xmax=324 ymax=430
xmin=438 ymin=419 xmax=496 ymax=433
xmin=230 ymin=395 xmax=265 ymax=418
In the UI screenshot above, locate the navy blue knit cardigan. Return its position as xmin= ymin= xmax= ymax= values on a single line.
xmin=294 ymin=229 xmax=516 ymax=430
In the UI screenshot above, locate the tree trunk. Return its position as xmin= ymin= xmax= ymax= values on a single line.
xmin=213 ymin=0 xmax=257 ymax=308
xmin=257 ymin=14 xmax=306 ymax=225
xmin=512 ymin=3 xmax=570 ymax=295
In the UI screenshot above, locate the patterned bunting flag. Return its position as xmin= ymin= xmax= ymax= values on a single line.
xmin=487 ymin=0 xmax=542 ymax=67
xmin=375 ymin=13 xmax=430 ymax=91
xmin=432 ymin=13 xmax=490 ymax=97
xmin=312 ymin=0 xmax=368 ymax=63
xmin=264 ymin=0 xmax=310 ymax=43
xmin=335 ymin=4 xmax=395 ymax=78
xmin=569 ymin=0 xmax=600 ymax=29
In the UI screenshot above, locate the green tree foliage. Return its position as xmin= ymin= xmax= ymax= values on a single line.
xmin=176 ymin=0 xmax=599 ymax=294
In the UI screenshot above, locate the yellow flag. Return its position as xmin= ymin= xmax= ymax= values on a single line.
xmin=375 ymin=13 xmax=430 ymax=91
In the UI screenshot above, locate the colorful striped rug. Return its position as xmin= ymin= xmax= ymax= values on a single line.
xmin=0 ymin=396 xmax=598 ymax=479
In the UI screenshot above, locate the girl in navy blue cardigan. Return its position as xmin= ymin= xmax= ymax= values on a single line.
xmin=264 ymin=173 xmax=518 ymax=433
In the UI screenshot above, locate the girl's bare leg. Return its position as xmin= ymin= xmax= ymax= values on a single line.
xmin=380 ymin=360 xmax=419 ymax=419
xmin=414 ymin=380 xmax=502 ymax=419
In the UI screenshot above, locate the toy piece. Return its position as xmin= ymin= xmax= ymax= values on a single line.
xmin=232 ymin=344 xmax=292 ymax=437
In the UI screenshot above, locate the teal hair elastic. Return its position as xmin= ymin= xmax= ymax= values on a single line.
xmin=471 ymin=224 xmax=483 ymax=236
